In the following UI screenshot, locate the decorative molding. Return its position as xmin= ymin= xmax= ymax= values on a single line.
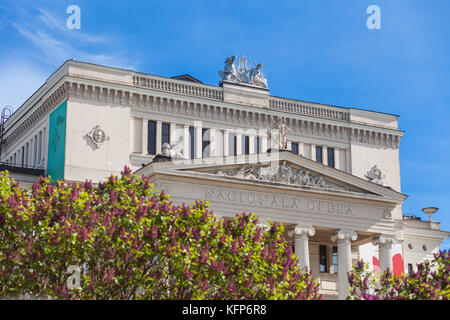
xmin=371 ymin=234 xmax=399 ymax=246
xmin=288 ymin=225 xmax=316 ymax=237
xmin=330 ymin=230 xmax=358 ymax=242
xmin=4 ymin=82 xmax=68 ymax=150
xmin=4 ymin=76 xmax=403 ymax=156
xmin=212 ymin=161 xmax=361 ymax=193
xmin=86 ymin=125 xmax=109 ymax=149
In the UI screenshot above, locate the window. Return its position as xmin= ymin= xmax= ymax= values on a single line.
xmin=256 ymin=136 xmax=261 ymax=154
xmin=243 ymin=135 xmax=249 ymax=155
xmin=229 ymin=134 xmax=237 ymax=156
xmin=408 ymin=263 xmax=413 ymax=274
xmin=332 ymin=246 xmax=338 ymax=274
xmin=38 ymin=131 xmax=42 ymax=162
xmin=189 ymin=127 xmax=195 ymax=159
xmin=21 ymin=146 xmax=25 ymax=166
xmin=147 ymin=121 xmax=157 ymax=155
xmin=161 ymin=123 xmax=170 ymax=146
xmin=202 ymin=128 xmax=210 ymax=158
xmin=25 ymin=143 xmax=29 ymax=166
xmin=319 ymin=245 xmax=327 ymax=273
xmin=291 ymin=142 xmax=299 ymax=155
xmin=327 ymin=147 xmax=335 ymax=168
xmin=33 ymin=136 xmax=38 ymax=165
xmin=316 ymin=146 xmax=323 ymax=163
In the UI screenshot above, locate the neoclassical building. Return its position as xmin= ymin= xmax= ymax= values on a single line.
xmin=1 ymin=58 xmax=448 ymax=299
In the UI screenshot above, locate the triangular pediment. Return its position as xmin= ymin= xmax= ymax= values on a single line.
xmin=135 ymin=151 xmax=406 ymax=203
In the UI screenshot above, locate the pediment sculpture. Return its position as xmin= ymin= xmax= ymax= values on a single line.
xmin=365 ymin=165 xmax=385 ymax=185
xmin=267 ymin=118 xmax=290 ymax=150
xmin=218 ymin=55 xmax=268 ymax=89
xmin=161 ymin=143 xmax=186 ymax=159
xmin=215 ymin=161 xmax=353 ymax=192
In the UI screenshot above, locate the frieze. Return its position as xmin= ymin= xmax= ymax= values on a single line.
xmin=213 ymin=161 xmax=359 ymax=193
xmin=205 ymin=187 xmax=356 ymax=216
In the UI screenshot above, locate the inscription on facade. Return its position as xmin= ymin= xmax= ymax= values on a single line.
xmin=205 ymin=188 xmax=355 ymax=216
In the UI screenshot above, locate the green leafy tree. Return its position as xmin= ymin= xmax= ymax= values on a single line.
xmin=0 ymin=169 xmax=321 ymax=300
xmin=348 ymin=251 xmax=450 ymax=300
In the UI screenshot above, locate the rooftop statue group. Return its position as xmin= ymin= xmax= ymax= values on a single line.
xmin=218 ymin=55 xmax=268 ymax=89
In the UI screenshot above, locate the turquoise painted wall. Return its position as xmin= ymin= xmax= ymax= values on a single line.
xmin=47 ymin=100 xmax=67 ymax=181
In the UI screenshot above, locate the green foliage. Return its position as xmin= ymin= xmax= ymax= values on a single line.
xmin=0 ymin=169 xmax=320 ymax=300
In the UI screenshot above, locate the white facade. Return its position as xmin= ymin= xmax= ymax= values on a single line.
xmin=1 ymin=60 xmax=448 ymax=299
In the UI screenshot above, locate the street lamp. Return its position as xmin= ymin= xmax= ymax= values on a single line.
xmin=421 ymin=207 xmax=439 ymax=222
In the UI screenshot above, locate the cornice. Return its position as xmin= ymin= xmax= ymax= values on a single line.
xmin=3 ymin=80 xmax=68 ymax=150
xmin=63 ymin=77 xmax=403 ymax=149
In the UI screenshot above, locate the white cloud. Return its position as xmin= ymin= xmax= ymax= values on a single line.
xmin=6 ymin=2 xmax=137 ymax=70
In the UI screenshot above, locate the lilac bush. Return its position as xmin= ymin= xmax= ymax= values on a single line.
xmin=348 ymin=251 xmax=449 ymax=300
xmin=0 ymin=169 xmax=321 ymax=300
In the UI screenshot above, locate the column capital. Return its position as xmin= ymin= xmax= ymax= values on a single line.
xmin=331 ymin=229 xmax=357 ymax=242
xmin=371 ymin=234 xmax=399 ymax=246
xmin=288 ymin=225 xmax=315 ymax=238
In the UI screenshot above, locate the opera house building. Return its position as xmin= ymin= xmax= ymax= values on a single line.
xmin=1 ymin=58 xmax=448 ymax=299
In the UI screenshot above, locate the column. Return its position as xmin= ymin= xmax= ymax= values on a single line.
xmin=372 ymin=235 xmax=396 ymax=272
xmin=155 ymin=120 xmax=162 ymax=155
xmin=322 ymin=145 xmax=328 ymax=166
xmin=195 ymin=124 xmax=202 ymax=159
xmin=183 ymin=124 xmax=189 ymax=159
xmin=236 ymin=133 xmax=242 ymax=156
xmin=335 ymin=147 xmax=340 ymax=170
xmin=129 ymin=116 xmax=135 ymax=154
xmin=170 ymin=123 xmax=177 ymax=145
xmin=287 ymin=141 xmax=292 ymax=151
xmin=261 ymin=135 xmax=268 ymax=153
xmin=209 ymin=128 xmax=216 ymax=159
xmin=299 ymin=142 xmax=305 ymax=156
xmin=223 ymin=130 xmax=229 ymax=157
xmin=311 ymin=144 xmax=316 ymax=161
xmin=249 ymin=135 xmax=255 ymax=154
xmin=345 ymin=148 xmax=351 ymax=173
xmin=142 ymin=119 xmax=148 ymax=155
xmin=290 ymin=225 xmax=315 ymax=270
xmin=331 ymin=230 xmax=358 ymax=300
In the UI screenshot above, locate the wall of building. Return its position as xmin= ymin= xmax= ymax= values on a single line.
xmin=64 ymin=98 xmax=131 ymax=182
xmin=350 ymin=142 xmax=401 ymax=192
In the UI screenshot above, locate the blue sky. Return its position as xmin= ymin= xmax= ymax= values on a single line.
xmin=0 ymin=0 xmax=449 ymax=249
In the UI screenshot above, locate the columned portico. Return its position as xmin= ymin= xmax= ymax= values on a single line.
xmin=289 ymin=225 xmax=315 ymax=270
xmin=331 ymin=230 xmax=358 ymax=300
xmin=136 ymin=151 xmax=410 ymax=299
xmin=372 ymin=235 xmax=397 ymax=272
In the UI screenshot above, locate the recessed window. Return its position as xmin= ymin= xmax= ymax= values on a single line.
xmin=229 ymin=134 xmax=237 ymax=156
xmin=291 ymin=142 xmax=299 ymax=155
xmin=147 ymin=120 xmax=156 ymax=155
xmin=316 ymin=146 xmax=323 ymax=163
xmin=422 ymin=245 xmax=427 ymax=251
xmin=327 ymin=147 xmax=335 ymax=168
xmin=202 ymin=128 xmax=210 ymax=158
xmin=189 ymin=127 xmax=195 ymax=159
xmin=408 ymin=243 xmax=413 ymax=250
xmin=408 ymin=263 xmax=413 ymax=274
xmin=242 ymin=135 xmax=249 ymax=155
xmin=319 ymin=245 xmax=327 ymax=273
xmin=255 ymin=136 xmax=261 ymax=154
xmin=332 ymin=246 xmax=338 ymax=274
xmin=161 ymin=123 xmax=170 ymax=146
